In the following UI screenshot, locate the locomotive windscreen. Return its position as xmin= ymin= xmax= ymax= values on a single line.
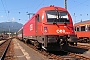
xmin=46 ymin=10 xmax=69 ymax=23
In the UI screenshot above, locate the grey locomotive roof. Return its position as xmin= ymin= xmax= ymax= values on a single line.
xmin=75 ymin=20 xmax=90 ymax=25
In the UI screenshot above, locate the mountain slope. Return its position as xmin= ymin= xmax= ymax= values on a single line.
xmin=0 ymin=22 xmax=23 ymax=33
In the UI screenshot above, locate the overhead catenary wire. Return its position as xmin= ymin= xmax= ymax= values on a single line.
xmin=1 ymin=0 xmax=8 ymax=17
xmin=1 ymin=0 xmax=90 ymax=24
xmin=26 ymin=0 xmax=45 ymax=19
xmin=73 ymin=0 xmax=90 ymax=7
xmin=0 ymin=0 xmax=10 ymax=22
xmin=0 ymin=0 xmax=89 ymax=13
xmin=70 ymin=0 xmax=90 ymax=23
xmin=1 ymin=0 xmax=7 ymax=13
xmin=33 ymin=0 xmax=45 ymax=12
xmin=70 ymin=0 xmax=89 ymax=10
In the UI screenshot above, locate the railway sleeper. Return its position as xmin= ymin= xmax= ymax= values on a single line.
xmin=33 ymin=41 xmax=42 ymax=49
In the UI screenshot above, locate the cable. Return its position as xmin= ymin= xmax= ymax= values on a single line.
xmin=74 ymin=0 xmax=90 ymax=7
xmin=0 ymin=0 xmax=45 ymax=13
xmin=33 ymin=0 xmax=45 ymax=12
xmin=1 ymin=0 xmax=8 ymax=17
xmin=0 ymin=0 xmax=11 ymax=22
xmin=70 ymin=0 xmax=89 ymax=10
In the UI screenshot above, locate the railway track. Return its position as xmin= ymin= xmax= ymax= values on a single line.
xmin=67 ymin=43 xmax=90 ymax=60
xmin=0 ymin=40 xmax=7 ymax=46
xmin=0 ymin=39 xmax=11 ymax=60
xmin=68 ymin=53 xmax=90 ymax=60
xmin=70 ymin=43 xmax=90 ymax=51
xmin=77 ymin=43 xmax=90 ymax=49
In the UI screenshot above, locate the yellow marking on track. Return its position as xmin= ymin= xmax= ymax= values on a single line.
xmin=14 ymin=55 xmax=25 ymax=57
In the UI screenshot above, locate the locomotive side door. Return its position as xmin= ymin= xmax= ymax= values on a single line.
xmin=35 ymin=15 xmax=38 ymax=35
xmin=35 ymin=14 xmax=42 ymax=36
xmin=35 ymin=14 xmax=41 ymax=35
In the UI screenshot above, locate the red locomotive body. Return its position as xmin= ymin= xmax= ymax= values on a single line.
xmin=18 ymin=5 xmax=77 ymax=51
xmin=74 ymin=20 xmax=90 ymax=42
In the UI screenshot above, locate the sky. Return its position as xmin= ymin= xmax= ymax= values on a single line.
xmin=0 ymin=0 xmax=90 ymax=24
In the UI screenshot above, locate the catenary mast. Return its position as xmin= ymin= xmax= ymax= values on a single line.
xmin=64 ymin=0 xmax=67 ymax=9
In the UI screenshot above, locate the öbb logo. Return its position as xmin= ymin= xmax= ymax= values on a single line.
xmin=30 ymin=24 xmax=33 ymax=31
xmin=56 ymin=29 xmax=65 ymax=33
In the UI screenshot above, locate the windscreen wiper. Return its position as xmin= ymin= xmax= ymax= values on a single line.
xmin=64 ymin=18 xmax=67 ymax=25
xmin=53 ymin=19 xmax=57 ymax=24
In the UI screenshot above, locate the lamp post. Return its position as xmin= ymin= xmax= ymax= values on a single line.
xmin=64 ymin=0 xmax=67 ymax=9
xmin=27 ymin=12 xmax=35 ymax=19
xmin=9 ymin=26 xmax=10 ymax=38
xmin=80 ymin=14 xmax=82 ymax=22
xmin=8 ymin=11 xmax=10 ymax=21
xmin=87 ymin=14 xmax=89 ymax=20
xmin=74 ymin=13 xmax=77 ymax=24
xmin=27 ymin=13 xmax=30 ymax=19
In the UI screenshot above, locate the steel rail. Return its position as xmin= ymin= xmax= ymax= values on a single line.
xmin=0 ymin=40 xmax=11 ymax=60
xmin=0 ymin=40 xmax=7 ymax=46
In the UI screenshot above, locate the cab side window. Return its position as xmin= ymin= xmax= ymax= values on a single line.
xmin=74 ymin=27 xmax=76 ymax=31
xmin=36 ymin=14 xmax=40 ymax=22
xmin=88 ymin=25 xmax=90 ymax=31
xmin=81 ymin=26 xmax=85 ymax=31
xmin=77 ymin=27 xmax=79 ymax=31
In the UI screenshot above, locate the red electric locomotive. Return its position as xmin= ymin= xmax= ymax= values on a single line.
xmin=74 ymin=20 xmax=90 ymax=42
xmin=17 ymin=5 xmax=77 ymax=51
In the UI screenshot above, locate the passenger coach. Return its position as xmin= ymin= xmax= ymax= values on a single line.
xmin=74 ymin=20 xmax=90 ymax=42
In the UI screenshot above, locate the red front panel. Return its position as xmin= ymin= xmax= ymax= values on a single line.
xmin=43 ymin=24 xmax=74 ymax=35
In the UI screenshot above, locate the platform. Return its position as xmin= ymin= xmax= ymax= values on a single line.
xmin=12 ymin=39 xmax=48 ymax=60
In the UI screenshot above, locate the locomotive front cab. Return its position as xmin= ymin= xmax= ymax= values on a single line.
xmin=41 ymin=8 xmax=78 ymax=50
xmin=45 ymin=10 xmax=72 ymax=33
